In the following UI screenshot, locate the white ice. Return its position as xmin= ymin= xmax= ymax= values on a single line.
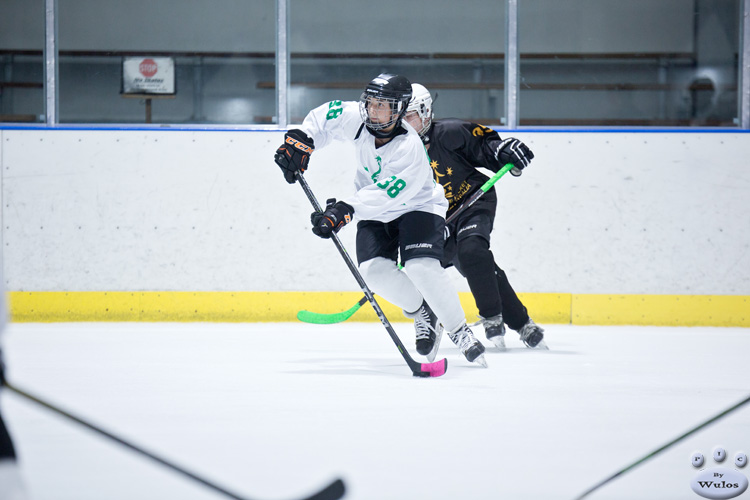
xmin=2 ymin=322 xmax=749 ymax=500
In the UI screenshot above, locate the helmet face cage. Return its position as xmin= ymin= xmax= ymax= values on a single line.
xmin=406 ymin=84 xmax=433 ymax=137
xmin=359 ymin=74 xmax=413 ymax=137
xmin=359 ymin=94 xmax=409 ymax=132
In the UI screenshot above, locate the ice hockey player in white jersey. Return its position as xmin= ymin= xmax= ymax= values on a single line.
xmin=1 ymin=251 xmax=28 ymax=500
xmin=274 ymin=73 xmax=487 ymax=367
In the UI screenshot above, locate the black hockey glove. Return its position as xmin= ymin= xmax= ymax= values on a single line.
xmin=274 ymin=129 xmax=315 ymax=184
xmin=311 ymin=199 xmax=354 ymax=239
xmin=496 ymin=137 xmax=534 ymax=176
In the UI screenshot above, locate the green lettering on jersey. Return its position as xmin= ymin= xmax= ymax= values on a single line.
xmin=369 ymin=155 xmax=382 ymax=182
xmin=376 ymin=175 xmax=407 ymax=198
xmin=365 ymin=156 xmax=406 ymax=197
xmin=326 ymin=100 xmax=343 ymax=120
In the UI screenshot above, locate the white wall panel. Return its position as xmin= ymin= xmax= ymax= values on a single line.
xmin=493 ymin=133 xmax=750 ymax=294
xmin=1 ymin=129 xmax=748 ymax=295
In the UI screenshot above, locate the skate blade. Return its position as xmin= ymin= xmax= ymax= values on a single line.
xmin=472 ymin=354 xmax=488 ymax=368
xmin=529 ymin=339 xmax=549 ymax=350
xmin=426 ymin=327 xmax=445 ymax=363
xmin=488 ymin=335 xmax=506 ymax=351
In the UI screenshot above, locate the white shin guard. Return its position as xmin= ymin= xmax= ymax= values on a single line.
xmin=359 ymin=257 xmax=423 ymax=314
xmin=402 ymin=257 xmax=466 ymax=333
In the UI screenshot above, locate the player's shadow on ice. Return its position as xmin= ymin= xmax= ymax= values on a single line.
xmin=441 ymin=345 xmax=579 ymax=356
xmin=288 ymin=357 xmax=421 ymax=377
xmin=487 ymin=347 xmax=578 ymax=355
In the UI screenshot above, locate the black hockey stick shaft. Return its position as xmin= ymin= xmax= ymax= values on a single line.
xmin=4 ymin=381 xmax=345 ymax=500
xmin=297 ymin=163 xmax=513 ymax=324
xmin=574 ymin=392 xmax=750 ymax=500
xmin=296 ymin=172 xmax=446 ymax=377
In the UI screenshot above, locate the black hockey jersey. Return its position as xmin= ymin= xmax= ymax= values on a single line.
xmin=422 ymin=119 xmax=505 ymax=217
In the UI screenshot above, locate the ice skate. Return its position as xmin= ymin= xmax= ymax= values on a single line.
xmin=482 ymin=313 xmax=506 ymax=351
xmin=405 ymin=300 xmax=444 ymax=362
xmin=517 ymin=318 xmax=548 ymax=349
xmin=447 ymin=323 xmax=487 ymax=367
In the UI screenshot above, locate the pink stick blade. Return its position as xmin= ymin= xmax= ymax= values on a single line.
xmin=420 ymin=358 xmax=447 ymax=377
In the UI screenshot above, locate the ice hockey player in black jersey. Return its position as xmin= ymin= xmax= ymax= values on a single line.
xmin=404 ymin=83 xmax=547 ymax=350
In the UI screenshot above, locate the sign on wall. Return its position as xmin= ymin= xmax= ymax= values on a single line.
xmin=121 ymin=57 xmax=175 ymax=95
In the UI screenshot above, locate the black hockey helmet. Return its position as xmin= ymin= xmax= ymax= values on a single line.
xmin=359 ymin=73 xmax=413 ymax=138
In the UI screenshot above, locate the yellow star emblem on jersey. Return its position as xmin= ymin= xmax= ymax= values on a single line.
xmin=447 ymin=167 xmax=453 ymax=176
xmin=429 ymin=159 xmax=445 ymax=183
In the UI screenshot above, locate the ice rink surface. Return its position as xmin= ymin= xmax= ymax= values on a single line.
xmin=2 ymin=322 xmax=749 ymax=500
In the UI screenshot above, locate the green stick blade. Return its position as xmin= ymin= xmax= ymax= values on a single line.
xmin=296 ymin=300 xmax=364 ymax=324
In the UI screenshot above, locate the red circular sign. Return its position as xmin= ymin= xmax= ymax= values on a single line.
xmin=139 ymin=59 xmax=158 ymax=78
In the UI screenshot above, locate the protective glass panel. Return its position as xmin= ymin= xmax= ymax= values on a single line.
xmin=0 ymin=0 xmax=45 ymax=123
xmin=57 ymin=0 xmax=275 ymax=124
xmin=288 ymin=0 xmax=506 ymax=125
xmin=518 ymin=0 xmax=740 ymax=127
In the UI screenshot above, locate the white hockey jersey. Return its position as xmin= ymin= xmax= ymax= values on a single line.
xmin=300 ymin=100 xmax=448 ymax=223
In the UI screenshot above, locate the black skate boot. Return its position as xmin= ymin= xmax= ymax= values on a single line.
xmin=517 ymin=318 xmax=548 ymax=349
xmin=482 ymin=314 xmax=506 ymax=351
xmin=405 ymin=300 xmax=444 ymax=362
xmin=447 ymin=323 xmax=488 ymax=367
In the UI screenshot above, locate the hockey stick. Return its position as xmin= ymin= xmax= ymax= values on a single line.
xmin=297 ymin=295 xmax=367 ymax=324
xmin=573 ymin=392 xmax=750 ymax=500
xmin=445 ymin=162 xmax=515 ymax=233
xmin=3 ymin=381 xmax=346 ymax=500
xmin=297 ymin=163 xmax=515 ymax=324
xmin=295 ymin=172 xmax=447 ymax=378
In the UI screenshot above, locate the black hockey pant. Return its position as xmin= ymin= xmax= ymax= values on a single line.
xmin=452 ymin=235 xmax=529 ymax=331
xmin=0 ymin=410 xmax=17 ymax=460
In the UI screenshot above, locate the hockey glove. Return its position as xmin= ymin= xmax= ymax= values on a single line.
xmin=274 ymin=129 xmax=315 ymax=184
xmin=0 ymin=349 xmax=5 ymax=386
xmin=496 ymin=137 xmax=534 ymax=176
xmin=311 ymin=198 xmax=354 ymax=239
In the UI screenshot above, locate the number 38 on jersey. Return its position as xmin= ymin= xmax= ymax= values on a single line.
xmin=376 ymin=175 xmax=406 ymax=198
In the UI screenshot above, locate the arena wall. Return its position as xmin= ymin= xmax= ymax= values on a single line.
xmin=2 ymin=127 xmax=748 ymax=325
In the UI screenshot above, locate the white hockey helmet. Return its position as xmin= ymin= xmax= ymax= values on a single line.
xmin=406 ymin=83 xmax=433 ymax=137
